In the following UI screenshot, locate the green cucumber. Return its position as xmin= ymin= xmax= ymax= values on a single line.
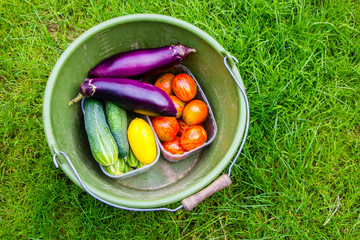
xmin=103 ymin=159 xmax=123 ymax=176
xmin=105 ymin=101 xmax=129 ymax=158
xmin=123 ymin=162 xmax=131 ymax=173
xmin=127 ymin=148 xmax=139 ymax=168
xmin=117 ymin=157 xmax=126 ymax=172
xmin=84 ymin=98 xmax=118 ymax=166
xmin=136 ymin=160 xmax=146 ymax=169
xmin=127 ymin=148 xmax=146 ymax=169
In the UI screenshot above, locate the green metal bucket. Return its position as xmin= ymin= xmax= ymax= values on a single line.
xmin=43 ymin=14 xmax=249 ymax=211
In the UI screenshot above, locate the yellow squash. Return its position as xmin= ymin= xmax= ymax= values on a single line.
xmin=127 ymin=118 xmax=157 ymax=164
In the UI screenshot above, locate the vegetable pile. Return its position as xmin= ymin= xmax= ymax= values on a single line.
xmin=84 ymin=98 xmax=151 ymax=176
xmin=151 ymin=73 xmax=209 ymax=155
xmin=70 ymin=44 xmax=212 ymax=176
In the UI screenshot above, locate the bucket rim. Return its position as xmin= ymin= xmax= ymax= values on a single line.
xmin=43 ymin=13 xmax=246 ymax=208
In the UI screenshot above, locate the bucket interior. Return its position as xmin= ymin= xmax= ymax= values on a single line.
xmin=43 ymin=14 xmax=246 ymax=208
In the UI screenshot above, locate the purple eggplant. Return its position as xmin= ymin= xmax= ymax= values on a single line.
xmin=88 ymin=44 xmax=196 ymax=79
xmin=69 ymin=78 xmax=177 ymax=117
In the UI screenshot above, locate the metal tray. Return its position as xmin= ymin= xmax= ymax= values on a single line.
xmin=81 ymin=98 xmax=160 ymax=180
xmin=147 ymin=65 xmax=218 ymax=162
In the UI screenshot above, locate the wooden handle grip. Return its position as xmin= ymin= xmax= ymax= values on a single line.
xmin=181 ymin=174 xmax=232 ymax=211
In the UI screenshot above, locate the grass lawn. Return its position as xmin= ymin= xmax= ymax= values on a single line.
xmin=1 ymin=0 xmax=360 ymax=239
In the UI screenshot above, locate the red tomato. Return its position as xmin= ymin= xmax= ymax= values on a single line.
xmin=154 ymin=73 xmax=175 ymax=95
xmin=151 ymin=116 xmax=179 ymax=141
xmin=169 ymin=95 xmax=185 ymax=119
xmin=182 ymin=100 xmax=208 ymax=126
xmin=162 ymin=136 xmax=185 ymax=155
xmin=180 ymin=125 xmax=207 ymax=151
xmin=200 ymin=125 xmax=207 ymax=139
xmin=177 ymin=119 xmax=189 ymax=136
xmin=172 ymin=73 xmax=197 ymax=102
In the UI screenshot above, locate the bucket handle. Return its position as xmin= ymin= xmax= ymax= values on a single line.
xmin=180 ymin=55 xmax=250 ymax=211
xmin=52 ymin=55 xmax=249 ymax=212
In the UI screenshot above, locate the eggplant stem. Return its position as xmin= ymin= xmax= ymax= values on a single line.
xmin=69 ymin=93 xmax=85 ymax=106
